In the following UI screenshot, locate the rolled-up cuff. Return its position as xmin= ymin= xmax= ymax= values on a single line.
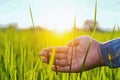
xmin=100 ymin=38 xmax=120 ymax=68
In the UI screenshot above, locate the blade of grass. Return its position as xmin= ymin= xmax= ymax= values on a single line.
xmin=48 ymin=47 xmax=58 ymax=75
xmin=29 ymin=5 xmax=37 ymax=43
xmin=48 ymin=47 xmax=56 ymax=78
xmin=68 ymin=16 xmax=76 ymax=80
xmin=54 ymin=56 xmax=58 ymax=75
xmin=80 ymin=0 xmax=97 ymax=77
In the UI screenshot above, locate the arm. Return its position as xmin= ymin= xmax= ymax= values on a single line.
xmin=100 ymin=38 xmax=120 ymax=68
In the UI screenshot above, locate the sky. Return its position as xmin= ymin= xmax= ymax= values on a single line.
xmin=0 ymin=0 xmax=120 ymax=32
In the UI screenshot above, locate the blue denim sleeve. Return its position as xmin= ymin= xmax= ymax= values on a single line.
xmin=100 ymin=38 xmax=120 ymax=68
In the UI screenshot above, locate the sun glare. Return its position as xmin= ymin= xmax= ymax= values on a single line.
xmin=56 ymin=27 xmax=66 ymax=33
xmin=44 ymin=9 xmax=74 ymax=33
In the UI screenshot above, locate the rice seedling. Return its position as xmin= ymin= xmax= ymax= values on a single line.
xmin=80 ymin=0 xmax=97 ymax=77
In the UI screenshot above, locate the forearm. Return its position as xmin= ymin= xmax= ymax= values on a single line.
xmin=100 ymin=38 xmax=120 ymax=68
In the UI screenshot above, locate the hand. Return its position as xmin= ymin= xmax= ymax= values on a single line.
xmin=40 ymin=36 xmax=105 ymax=73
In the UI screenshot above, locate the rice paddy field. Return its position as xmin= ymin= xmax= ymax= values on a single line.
xmin=1 ymin=0 xmax=120 ymax=80
xmin=0 ymin=26 xmax=120 ymax=80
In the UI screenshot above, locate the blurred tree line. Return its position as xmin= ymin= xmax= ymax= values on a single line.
xmin=0 ymin=20 xmax=104 ymax=32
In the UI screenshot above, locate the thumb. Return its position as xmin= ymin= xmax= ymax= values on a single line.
xmin=67 ymin=37 xmax=80 ymax=46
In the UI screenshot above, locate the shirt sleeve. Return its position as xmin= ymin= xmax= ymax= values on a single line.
xmin=100 ymin=38 xmax=120 ymax=68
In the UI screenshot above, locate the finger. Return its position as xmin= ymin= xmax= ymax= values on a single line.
xmin=48 ymin=46 xmax=68 ymax=53
xmin=52 ymin=66 xmax=70 ymax=73
xmin=42 ymin=57 xmax=69 ymax=66
xmin=40 ymin=49 xmax=50 ymax=61
xmin=67 ymin=37 xmax=80 ymax=46
xmin=55 ymin=59 xmax=69 ymax=66
xmin=67 ymin=47 xmax=72 ymax=64
xmin=41 ymin=52 xmax=67 ymax=59
xmin=42 ymin=57 xmax=49 ymax=64
xmin=39 ymin=48 xmax=48 ymax=56
xmin=55 ymin=53 xmax=67 ymax=59
xmin=40 ymin=50 xmax=49 ymax=57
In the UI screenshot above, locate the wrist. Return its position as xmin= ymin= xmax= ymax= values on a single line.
xmin=98 ymin=42 xmax=106 ymax=66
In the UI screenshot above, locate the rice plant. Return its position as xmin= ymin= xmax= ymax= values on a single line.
xmin=80 ymin=0 xmax=98 ymax=77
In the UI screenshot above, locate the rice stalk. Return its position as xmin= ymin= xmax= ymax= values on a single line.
xmin=80 ymin=0 xmax=97 ymax=77
xmin=20 ymin=40 xmax=24 ymax=80
xmin=5 ymin=37 xmax=11 ymax=80
xmin=45 ymin=25 xmax=49 ymax=64
xmin=29 ymin=5 xmax=39 ymax=46
xmin=54 ymin=56 xmax=58 ymax=75
xmin=29 ymin=4 xmax=42 ymax=80
xmin=45 ymin=24 xmax=58 ymax=75
xmin=68 ymin=16 xmax=77 ymax=80
xmin=48 ymin=47 xmax=56 ymax=79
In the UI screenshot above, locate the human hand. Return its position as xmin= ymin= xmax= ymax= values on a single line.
xmin=40 ymin=36 xmax=105 ymax=73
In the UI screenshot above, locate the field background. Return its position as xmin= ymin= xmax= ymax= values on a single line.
xmin=0 ymin=25 xmax=120 ymax=80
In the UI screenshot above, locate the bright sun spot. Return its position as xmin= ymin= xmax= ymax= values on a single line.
xmin=56 ymin=27 xmax=66 ymax=33
xmin=44 ymin=9 xmax=74 ymax=33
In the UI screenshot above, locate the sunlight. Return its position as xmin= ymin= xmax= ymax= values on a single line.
xmin=56 ymin=27 xmax=66 ymax=33
xmin=44 ymin=9 xmax=74 ymax=33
